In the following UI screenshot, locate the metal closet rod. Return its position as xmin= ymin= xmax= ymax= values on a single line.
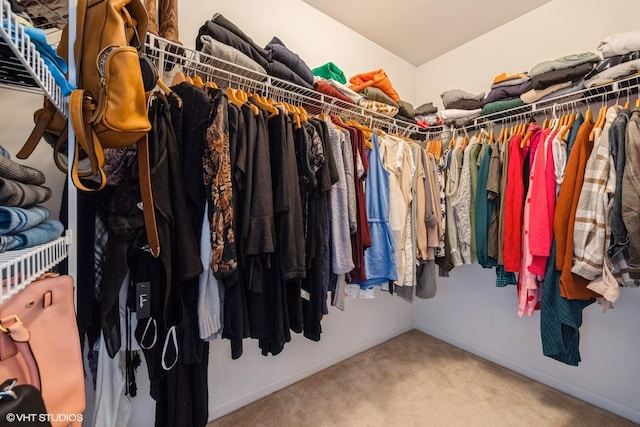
xmin=144 ymin=33 xmax=425 ymax=136
xmin=460 ymin=74 xmax=640 ymax=133
xmin=420 ymin=75 xmax=640 ymax=140
xmin=144 ymin=35 xmax=640 ymax=138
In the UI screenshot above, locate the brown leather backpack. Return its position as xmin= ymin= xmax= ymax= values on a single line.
xmin=18 ymin=0 xmax=159 ymax=257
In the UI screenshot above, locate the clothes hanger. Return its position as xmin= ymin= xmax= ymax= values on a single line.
xmin=346 ymin=119 xmax=370 ymax=130
xmin=226 ymin=87 xmax=245 ymax=108
xmin=520 ymin=120 xmax=537 ymax=148
xmin=448 ymin=127 xmax=457 ymax=148
xmin=191 ymin=74 xmax=204 ymax=88
xmin=509 ymin=117 xmax=517 ymax=138
xmin=558 ymin=102 xmax=575 ymax=141
xmin=461 ymin=128 xmax=470 ymax=150
xmin=552 ymin=108 xmax=564 ymax=134
xmin=503 ymin=123 xmax=511 ymax=144
xmin=547 ymin=105 xmax=557 ymax=131
xmin=236 ymin=87 xmax=261 ymax=116
xmin=590 ymin=97 xmax=607 ymax=141
xmin=333 ymin=115 xmax=348 ymax=126
xmin=182 ymin=69 xmax=194 ymax=85
xmin=557 ymin=104 xmax=567 ymax=127
xmin=428 ymin=139 xmax=443 ymax=160
xmin=275 ymin=99 xmax=298 ymax=118
xmin=541 ymin=108 xmax=549 ymax=130
xmin=153 ymin=77 xmax=183 ymax=107
xmin=297 ymin=105 xmax=311 ymax=122
xmin=347 ymin=120 xmax=373 ymax=147
xmin=317 ymin=105 xmax=331 ymax=121
xmin=515 ymin=116 xmax=524 ymax=136
xmin=250 ymin=93 xmax=279 ymax=116
xmin=518 ymin=115 xmax=527 ymax=135
xmin=497 ymin=127 xmax=505 ymax=145
xmin=584 ymin=98 xmax=593 ymax=123
xmin=204 ymin=71 xmax=218 ymax=89
xmin=478 ymin=128 xmax=488 ymax=144
xmin=171 ymin=70 xmax=187 ymax=86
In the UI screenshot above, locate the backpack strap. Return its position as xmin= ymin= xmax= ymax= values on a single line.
xmin=69 ymin=89 xmax=107 ymax=191
xmin=16 ymin=103 xmax=57 ymax=160
xmin=74 ymin=0 xmax=88 ymax=83
xmin=137 ymin=134 xmax=160 ymax=258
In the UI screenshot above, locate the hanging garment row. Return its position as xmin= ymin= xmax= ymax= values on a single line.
xmin=75 ymin=19 xmax=640 ymax=427
xmin=418 ymin=95 xmax=640 ymax=366
xmin=83 ymin=68 xmax=441 ymax=424
xmin=144 ymin=31 xmax=427 ymax=139
xmin=85 ymin=74 xmax=640 ymax=427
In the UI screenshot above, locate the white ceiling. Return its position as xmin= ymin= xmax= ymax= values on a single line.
xmin=302 ymin=0 xmax=553 ymax=66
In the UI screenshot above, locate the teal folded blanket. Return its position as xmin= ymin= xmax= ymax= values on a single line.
xmin=481 ymin=97 xmax=524 ymax=115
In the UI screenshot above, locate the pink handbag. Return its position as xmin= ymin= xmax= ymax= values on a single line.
xmin=0 ymin=275 xmax=85 ymax=427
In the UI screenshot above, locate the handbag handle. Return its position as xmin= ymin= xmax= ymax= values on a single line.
xmin=0 ymin=316 xmax=41 ymax=390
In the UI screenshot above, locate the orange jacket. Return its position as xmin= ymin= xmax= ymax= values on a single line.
xmin=554 ymin=119 xmax=600 ymax=300
xmin=349 ymin=69 xmax=400 ymax=102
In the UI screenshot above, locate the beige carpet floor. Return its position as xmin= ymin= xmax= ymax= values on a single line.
xmin=207 ymin=330 xmax=636 ymax=427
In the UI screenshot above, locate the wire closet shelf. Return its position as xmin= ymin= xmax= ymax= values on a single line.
xmin=0 ymin=0 xmax=70 ymax=305
xmin=144 ymin=33 xmax=427 ymax=136
xmin=0 ymin=0 xmax=67 ymax=114
xmin=468 ymin=74 xmax=640 ymax=131
xmin=0 ymin=237 xmax=67 ymax=304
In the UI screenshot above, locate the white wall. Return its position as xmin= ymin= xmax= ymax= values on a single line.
xmin=416 ymin=0 xmax=640 ymax=109
xmin=179 ymin=0 xmax=418 ymax=104
xmin=413 ymin=0 xmax=640 ymax=423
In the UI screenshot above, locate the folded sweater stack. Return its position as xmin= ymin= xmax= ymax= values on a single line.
xmin=196 ymin=14 xmax=314 ymax=89
xmin=521 ymin=52 xmax=599 ymax=103
xmin=414 ymin=102 xmax=441 ymax=129
xmin=586 ymin=30 xmax=640 ymax=88
xmin=0 ymin=147 xmax=63 ymax=253
xmin=346 ymin=69 xmax=410 ymax=118
xmin=484 ymin=73 xmax=532 ymax=104
xmin=439 ymin=89 xmax=484 ymax=123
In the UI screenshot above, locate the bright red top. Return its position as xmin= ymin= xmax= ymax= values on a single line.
xmin=503 ymin=134 xmax=524 ymax=272
xmin=529 ymin=128 xmax=556 ymax=276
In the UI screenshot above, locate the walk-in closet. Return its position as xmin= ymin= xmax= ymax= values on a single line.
xmin=0 ymin=0 xmax=639 ymax=426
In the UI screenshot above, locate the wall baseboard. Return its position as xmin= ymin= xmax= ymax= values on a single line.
xmin=208 ymin=322 xmax=414 ymax=421
xmin=415 ymin=325 xmax=640 ymax=424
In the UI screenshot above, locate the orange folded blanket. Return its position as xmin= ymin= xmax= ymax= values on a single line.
xmin=349 ymin=69 xmax=400 ymax=102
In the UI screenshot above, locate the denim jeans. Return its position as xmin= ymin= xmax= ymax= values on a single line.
xmin=0 ymin=205 xmax=49 ymax=234
xmin=0 ymin=220 xmax=64 ymax=252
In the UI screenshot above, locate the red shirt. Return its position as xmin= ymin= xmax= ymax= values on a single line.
xmin=503 ymin=135 xmax=525 ymax=272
